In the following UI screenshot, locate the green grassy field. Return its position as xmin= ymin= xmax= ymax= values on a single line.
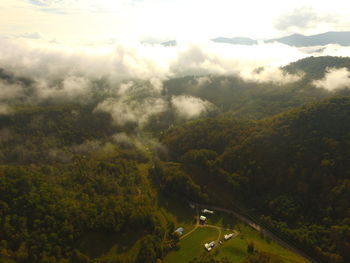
xmin=157 ymin=192 xmax=197 ymax=234
xmin=164 ymin=221 xmax=309 ymax=263
xmin=216 ymin=224 xmax=309 ymax=263
xmin=164 ymin=227 xmax=219 ymax=263
xmin=204 ymin=210 xmax=239 ymax=229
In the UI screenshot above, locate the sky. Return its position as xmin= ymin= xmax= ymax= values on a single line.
xmin=1 ymin=0 xmax=350 ymax=43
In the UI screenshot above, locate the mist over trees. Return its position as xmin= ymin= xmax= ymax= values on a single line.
xmin=1 ymin=55 xmax=350 ymax=263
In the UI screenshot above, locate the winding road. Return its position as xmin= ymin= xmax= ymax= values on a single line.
xmin=180 ymin=206 xmax=234 ymax=245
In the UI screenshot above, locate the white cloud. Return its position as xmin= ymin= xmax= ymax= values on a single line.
xmin=171 ymin=95 xmax=215 ymax=120
xmin=1 ymin=35 xmax=345 ymax=125
xmin=0 ymin=80 xmax=24 ymax=100
xmin=239 ymin=66 xmax=303 ymax=84
xmin=274 ymin=6 xmax=338 ymax=33
xmin=313 ymin=67 xmax=350 ymax=91
xmin=0 ymin=103 xmax=11 ymax=115
xmin=0 ymin=36 xmax=311 ymax=127
xmin=117 ymin=81 xmax=134 ymax=96
xmin=169 ymin=41 xmax=305 ymax=83
xmin=94 ymin=97 xmax=168 ymax=127
xmin=195 ymin=76 xmax=212 ymax=87
xmin=0 ymin=37 xmax=305 ymax=88
xmin=112 ymin=132 xmax=144 ymax=149
xmin=315 ymin=44 xmax=350 ymax=57
xmin=17 ymin=32 xmax=45 ymax=40
xmin=35 ymin=76 xmax=91 ymax=102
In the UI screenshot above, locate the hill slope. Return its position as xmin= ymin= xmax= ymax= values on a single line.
xmin=162 ymin=96 xmax=350 ymax=263
xmin=283 ymin=56 xmax=350 ymax=79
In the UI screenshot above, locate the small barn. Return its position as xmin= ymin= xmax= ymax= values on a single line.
xmin=199 ymin=215 xmax=207 ymax=223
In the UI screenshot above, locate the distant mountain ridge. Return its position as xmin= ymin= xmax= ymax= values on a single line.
xmin=161 ymin=40 xmax=177 ymax=47
xmin=266 ymin=31 xmax=350 ymax=47
xmin=161 ymin=31 xmax=350 ymax=47
xmin=211 ymin=37 xmax=258 ymax=45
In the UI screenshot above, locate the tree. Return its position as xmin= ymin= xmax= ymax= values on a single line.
xmin=247 ymin=242 xmax=255 ymax=254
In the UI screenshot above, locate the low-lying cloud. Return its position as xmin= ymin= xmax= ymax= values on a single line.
xmin=1 ymin=35 xmax=349 ymax=150
xmin=36 ymin=76 xmax=91 ymax=102
xmin=274 ymin=6 xmax=337 ymax=32
xmin=94 ymin=97 xmax=168 ymax=127
xmin=313 ymin=67 xmax=350 ymax=91
xmin=0 ymin=103 xmax=11 ymax=115
xmin=0 ymin=36 xmax=310 ymax=125
xmin=0 ymin=37 xmax=305 ymax=86
xmin=171 ymin=95 xmax=215 ymax=120
xmin=0 ymin=80 xmax=24 ymax=100
xmin=3 ymin=35 xmax=348 ymax=132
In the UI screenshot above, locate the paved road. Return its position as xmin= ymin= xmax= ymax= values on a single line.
xmin=195 ymin=203 xmax=319 ymax=263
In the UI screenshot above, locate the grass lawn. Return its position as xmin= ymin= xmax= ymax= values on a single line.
xmin=216 ymin=224 xmax=309 ymax=263
xmin=164 ymin=221 xmax=310 ymax=263
xmin=164 ymin=227 xmax=219 ymax=263
xmin=157 ymin=192 xmax=197 ymax=234
xmin=204 ymin=210 xmax=239 ymax=229
xmin=216 ymin=235 xmax=247 ymax=262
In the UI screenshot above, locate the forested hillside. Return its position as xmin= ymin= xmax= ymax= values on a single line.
xmin=0 ymin=105 xmax=117 ymax=164
xmin=0 ymin=105 xmax=169 ymax=263
xmin=161 ymin=97 xmax=350 ymax=263
xmin=283 ymin=56 xmax=350 ymax=80
xmin=1 ymin=55 xmax=350 ymax=263
xmin=2 ymin=0 xmax=350 ymax=257
xmin=163 ymin=56 xmax=350 ymax=120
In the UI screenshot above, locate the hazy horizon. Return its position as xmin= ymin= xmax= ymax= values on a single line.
xmin=1 ymin=0 xmax=350 ymax=43
xmin=2 ymin=0 xmax=350 ymax=121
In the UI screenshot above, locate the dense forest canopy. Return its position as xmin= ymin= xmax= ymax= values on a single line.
xmin=1 ymin=55 xmax=350 ymax=263
xmin=161 ymin=96 xmax=350 ymax=263
xmin=283 ymin=56 xmax=350 ymax=80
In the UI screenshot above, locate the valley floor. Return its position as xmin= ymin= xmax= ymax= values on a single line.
xmin=163 ymin=204 xmax=309 ymax=263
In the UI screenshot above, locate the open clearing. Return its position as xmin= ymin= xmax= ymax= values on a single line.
xmin=164 ymin=227 xmax=219 ymax=263
xmin=216 ymin=224 xmax=309 ymax=263
xmin=163 ymin=209 xmax=310 ymax=263
xmin=155 ymin=190 xmax=310 ymax=263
